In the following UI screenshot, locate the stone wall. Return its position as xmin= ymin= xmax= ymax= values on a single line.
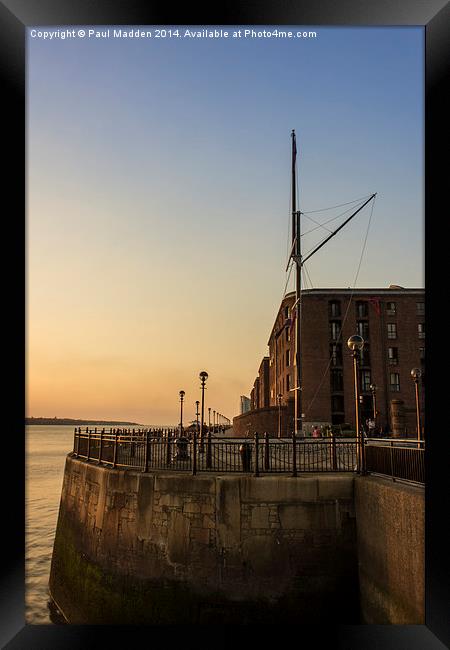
xmin=354 ymin=475 xmax=425 ymax=623
xmin=49 ymin=456 xmax=358 ymax=624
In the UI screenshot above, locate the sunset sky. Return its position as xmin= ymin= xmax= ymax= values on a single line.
xmin=26 ymin=26 xmax=424 ymax=425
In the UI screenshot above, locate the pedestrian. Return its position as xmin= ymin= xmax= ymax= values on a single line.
xmin=368 ymin=418 xmax=376 ymax=437
xmin=312 ymin=425 xmax=320 ymax=438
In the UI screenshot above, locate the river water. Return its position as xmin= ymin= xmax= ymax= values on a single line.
xmin=26 ymin=425 xmax=75 ymax=623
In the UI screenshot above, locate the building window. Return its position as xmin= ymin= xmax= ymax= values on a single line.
xmin=286 ymin=374 xmax=290 ymax=392
xmin=286 ymin=327 xmax=290 ymax=342
xmin=386 ymin=301 xmax=396 ymax=316
xmin=388 ymin=347 xmax=399 ymax=365
xmin=329 ymin=300 xmax=341 ymax=318
xmin=330 ymin=343 xmax=343 ymax=367
xmin=387 ymin=323 xmax=397 ymax=339
xmin=270 ymin=389 xmax=274 ymax=399
xmin=417 ymin=302 xmax=425 ymax=315
xmin=359 ymin=346 xmax=371 ymax=366
xmin=330 ymin=370 xmax=344 ymax=392
xmin=330 ymin=321 xmax=341 ymax=341
xmin=286 ymin=349 xmax=290 ymax=367
xmin=284 ymin=305 xmax=289 ymax=320
xmin=390 ymin=373 xmax=400 ymax=392
xmin=356 ymin=301 xmax=368 ymax=318
xmin=360 ymin=370 xmax=371 ymax=392
xmin=418 ymin=323 xmax=425 ymax=339
xmin=419 ymin=347 xmax=425 ymax=360
xmin=357 ymin=321 xmax=369 ymax=340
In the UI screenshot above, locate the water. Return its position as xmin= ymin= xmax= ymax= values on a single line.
xmin=26 ymin=425 xmax=77 ymax=624
xmin=25 ymin=423 xmax=168 ymax=624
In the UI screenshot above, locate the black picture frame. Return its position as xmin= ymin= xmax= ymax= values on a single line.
xmin=1 ymin=1 xmax=448 ymax=647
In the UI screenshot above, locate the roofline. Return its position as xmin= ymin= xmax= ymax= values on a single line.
xmin=267 ymin=287 xmax=425 ymax=343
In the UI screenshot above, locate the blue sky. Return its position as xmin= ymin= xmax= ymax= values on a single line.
xmin=27 ymin=26 xmax=424 ymax=422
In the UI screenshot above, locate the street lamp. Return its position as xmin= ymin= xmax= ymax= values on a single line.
xmin=411 ymin=368 xmax=422 ymax=446
xmin=199 ymin=371 xmax=208 ymax=452
xmin=179 ymin=390 xmax=185 ymax=437
xmin=347 ymin=335 xmax=365 ymax=474
xmin=277 ymin=393 xmax=282 ymax=438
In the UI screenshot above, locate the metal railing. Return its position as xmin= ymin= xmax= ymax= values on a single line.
xmin=71 ymin=427 xmax=357 ymax=476
xmin=70 ymin=428 xmax=425 ymax=483
xmin=364 ymin=438 xmax=425 ymax=485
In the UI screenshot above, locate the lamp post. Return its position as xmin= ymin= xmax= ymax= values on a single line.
xmin=411 ymin=368 xmax=422 ymax=447
xmin=277 ymin=393 xmax=282 ymax=438
xmin=179 ymin=390 xmax=185 ymax=437
xmin=195 ymin=400 xmax=200 ymax=440
xmin=347 ymin=335 xmax=365 ymax=474
xmin=199 ymin=371 xmax=208 ymax=452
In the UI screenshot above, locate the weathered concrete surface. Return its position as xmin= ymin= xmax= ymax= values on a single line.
xmin=49 ymin=456 xmax=358 ymax=624
xmin=354 ymin=475 xmax=425 ymax=624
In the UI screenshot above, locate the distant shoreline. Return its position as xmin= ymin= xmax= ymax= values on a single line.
xmin=26 ymin=417 xmax=144 ymax=426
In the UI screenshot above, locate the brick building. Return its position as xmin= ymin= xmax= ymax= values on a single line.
xmin=233 ymin=286 xmax=425 ymax=437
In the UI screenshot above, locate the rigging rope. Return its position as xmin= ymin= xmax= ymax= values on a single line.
xmin=301 ymin=200 xmax=367 ymax=238
xmin=303 ymin=194 xmax=377 ymax=419
xmin=301 ymin=194 xmax=373 ymax=215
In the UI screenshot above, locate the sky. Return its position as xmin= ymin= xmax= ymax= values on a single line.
xmin=26 ymin=26 xmax=424 ymax=425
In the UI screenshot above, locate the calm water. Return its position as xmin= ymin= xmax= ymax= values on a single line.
xmin=26 ymin=425 xmax=75 ymax=623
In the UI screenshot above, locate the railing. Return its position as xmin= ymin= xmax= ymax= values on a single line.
xmin=71 ymin=427 xmax=357 ymax=475
xmin=70 ymin=428 xmax=425 ymax=483
xmin=364 ymin=438 xmax=425 ymax=485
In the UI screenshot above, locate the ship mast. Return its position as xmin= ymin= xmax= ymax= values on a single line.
xmin=288 ymin=130 xmax=376 ymax=436
xmin=291 ymin=130 xmax=302 ymax=435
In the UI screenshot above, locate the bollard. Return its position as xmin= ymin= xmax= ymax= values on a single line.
xmin=174 ymin=436 xmax=190 ymax=461
xmin=239 ymin=441 xmax=252 ymax=472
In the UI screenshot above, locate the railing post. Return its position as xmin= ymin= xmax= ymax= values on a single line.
xmin=292 ymin=432 xmax=297 ymax=477
xmin=76 ymin=427 xmax=81 ymax=456
xmin=73 ymin=427 xmax=78 ymax=456
xmin=390 ymin=440 xmax=395 ymax=482
xmin=254 ymin=432 xmax=259 ymax=477
xmin=144 ymin=430 xmax=149 ymax=472
xmin=113 ymin=428 xmax=119 ymax=468
xmin=98 ymin=428 xmax=104 ymax=464
xmin=206 ymin=428 xmax=212 ymax=469
xmin=331 ymin=428 xmax=337 ymax=470
xmin=264 ymin=432 xmax=270 ymax=471
xmin=192 ymin=431 xmax=197 ymax=476
xmin=166 ymin=430 xmax=172 ymax=466
xmin=87 ymin=428 xmax=91 ymax=461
